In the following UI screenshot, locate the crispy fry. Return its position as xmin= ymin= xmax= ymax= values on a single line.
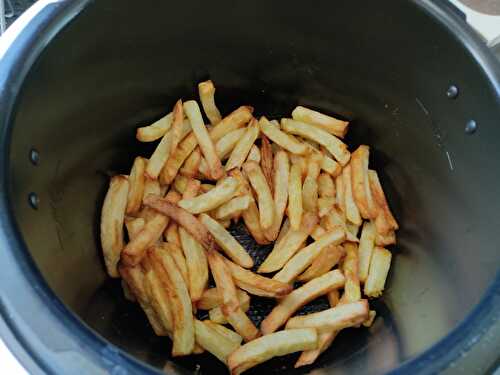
xmin=121 ymin=279 xmax=136 ymax=302
xmin=351 ymin=146 xmax=378 ymax=219
xmin=275 ymin=217 xmax=290 ymax=245
xmin=243 ymin=161 xmax=275 ymax=230
xmin=225 ymin=259 xmax=293 ymax=298
xmin=214 ymin=195 xmax=251 ymax=220
xmin=342 ymin=243 xmax=361 ymax=302
xmin=125 ymin=217 xmax=145 ymax=240
xmin=198 ymin=80 xmax=222 ymax=125
xmin=261 ymin=270 xmax=345 ymax=334
xmin=364 ymin=247 xmax=392 ymax=297
xmin=327 ymin=289 xmax=340 ymax=307
xmin=198 ymin=288 xmax=249 ymax=310
xmin=343 ymin=165 xmax=362 ymax=225
xmin=323 ymin=207 xmax=359 ymax=242
xmin=302 ymin=154 xmax=321 ymax=213
xmin=178 ymin=177 xmax=238 ymax=214
xmin=281 ymin=118 xmax=350 ymax=166
xmin=368 ymin=169 xmax=399 ymax=233
xmin=126 ymin=157 xmax=146 ymax=214
xmin=170 ymin=99 xmax=185 ymax=157
xmin=180 ymin=148 xmax=202 ymax=178
xmin=143 ymin=177 xmax=161 ymax=203
xmin=258 ymin=212 xmax=317 ymax=273
xmin=144 ymin=267 xmax=174 ymax=333
xmin=285 ymin=300 xmax=369 ymax=331
xmin=358 ymin=221 xmax=376 ymax=282
xmin=200 ymin=214 xmax=253 ymax=268
xmin=160 ymin=134 xmax=198 ymax=185
xmin=149 ymin=247 xmax=195 ymax=355
xmin=289 ymin=154 xmax=307 ymax=179
xmin=225 ymin=118 xmax=260 ymax=171
xmin=318 ymin=197 xmax=336 ymax=217
xmin=228 ymin=329 xmax=317 ymax=375
xmin=209 ymin=292 xmax=250 ymax=324
xmin=363 ymin=310 xmax=377 ymax=327
xmin=203 ymin=320 xmax=243 ymax=346
xmin=207 ymin=250 xmax=259 ymax=341
xmin=184 ymin=100 xmax=224 ymax=180
xmin=335 ymin=173 xmax=345 ymax=215
xmin=287 ymin=163 xmax=303 ymax=231
xmin=260 ymin=135 xmax=274 ymax=190
xmin=194 ymin=320 xmax=240 ymax=364
xmin=320 ymin=152 xmax=342 ymax=176
xmin=165 ymin=242 xmax=189 ymax=286
xmin=375 ymin=230 xmax=396 ymax=246
xmin=318 ymin=173 xmax=335 ymax=198
xmin=297 ymin=245 xmax=345 ymax=282
xmin=246 ymin=144 xmax=261 ymax=163
xmin=136 ymin=112 xmax=172 ymax=142
xmin=173 ymin=174 xmax=189 ymax=195
xmin=182 ymin=178 xmax=201 ymax=199
xmin=291 ymin=106 xmax=348 ymax=138
xmin=200 ymin=183 xmax=215 ymax=193
xmin=273 ymin=227 xmax=345 ymax=284
xmin=264 ymin=150 xmax=290 ymax=241
xmin=259 ymin=116 xmax=308 ymax=155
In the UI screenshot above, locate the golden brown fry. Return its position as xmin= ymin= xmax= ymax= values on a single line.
xmin=275 ymin=218 xmax=290 ymax=245
xmin=341 ymin=242 xmax=361 ymax=302
xmin=160 ymin=133 xmax=198 ymax=185
xmin=291 ymin=106 xmax=348 ymax=138
xmin=318 ymin=197 xmax=336 ymax=218
xmin=182 ymin=178 xmax=201 ymax=199
xmin=170 ymin=99 xmax=185 ymax=157
xmin=136 ymin=112 xmax=172 ymax=142
xmin=165 ymin=242 xmax=189 ymax=286
xmin=335 ymin=173 xmax=345 ymax=215
xmin=259 ymin=116 xmax=308 ymax=155
xmin=318 ymin=172 xmax=335 ymax=198
xmin=198 ymin=80 xmax=222 ymax=125
xmin=121 ymin=213 xmax=169 ymax=266
xmin=173 ymin=174 xmax=188 ymax=195
xmin=343 ymin=165 xmax=362 ymax=225
xmin=351 ymin=146 xmax=378 ymax=219
xmin=126 ymin=157 xmax=146 ymax=214
xmin=143 ymin=177 xmax=161 ymax=203
xmin=322 ymin=207 xmax=359 ymax=242
xmin=180 ymin=148 xmax=202 ymax=178
xmin=178 ymin=227 xmax=209 ymax=302
xmin=207 ymin=250 xmax=259 ymax=342
xmin=135 ymin=206 xmax=160 ymax=223
xmin=200 ymin=183 xmax=215 ymax=193
xmin=260 ymin=135 xmax=274 ymax=190
xmin=225 ymin=118 xmax=260 ymax=171
xmin=121 ymin=279 xmax=136 ymax=302
xmin=144 ymin=195 xmax=215 ymax=251
xmin=125 ymin=217 xmax=145 ymax=240
xmin=297 ymin=245 xmax=345 ymax=282
xmin=285 ymin=300 xmax=369 ymax=331
xmin=194 ymin=320 xmax=240 ymax=364
xmin=289 ymin=154 xmax=307 ymax=179
xmin=228 ymin=329 xmax=317 ymax=375
xmin=165 ymin=222 xmax=181 ymax=246
xmin=302 ymin=154 xmax=321 ymax=213
xmin=281 ymin=118 xmax=350 ymax=166
xmin=214 ymin=195 xmax=251 ymax=220
xmin=368 ymin=169 xmax=399 ymax=233
xmin=375 ymin=230 xmax=396 ymax=246
xmin=273 ymin=227 xmax=345 ymax=284
xmin=243 ymin=161 xmax=275 ymax=230
xmin=225 ymin=258 xmax=293 ymax=298
xmin=203 ymin=320 xmax=243 ymax=346
xmin=364 ymin=247 xmax=392 ymax=297
xmin=363 ymin=310 xmax=377 ymax=327
xmin=246 ymin=144 xmax=261 ymax=163
xmin=287 ymin=163 xmax=303 ymax=231
xmin=144 ymin=267 xmax=174 ymax=333
xmin=258 ymin=212 xmax=317 ymax=273
xmin=198 ymin=288 xmax=249 ymax=310
xmin=358 ymin=221 xmax=376 ymax=282
xmin=320 ymin=152 xmax=342 ymax=176
xmin=184 ymin=100 xmax=224 ymax=180
xmin=261 ymin=270 xmax=345 ymax=334
xmin=327 ymin=289 xmax=340 ymax=307
xmin=209 ymin=292 xmax=250 ymax=324
xmin=178 ymin=177 xmax=239 ymax=214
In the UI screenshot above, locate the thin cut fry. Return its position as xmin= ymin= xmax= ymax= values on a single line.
xmin=358 ymin=221 xmax=376 ymax=282
xmin=281 ymin=118 xmax=350 ymax=166
xmin=318 ymin=173 xmax=335 ymax=198
xmin=125 ymin=217 xmax=145 ymax=241
xmin=225 ymin=259 xmax=292 ymax=298
xmin=198 ymin=80 xmax=222 ymax=125
xmin=341 ymin=243 xmax=361 ymax=302
xmin=178 ymin=177 xmax=239 ymax=214
xmin=288 ymin=163 xmax=303 ymax=231
xmin=227 ymin=329 xmax=317 ymax=375
xmin=260 ymin=135 xmax=274 ymax=190
xmin=264 ymin=150 xmax=289 ymax=241
xmin=335 ymin=173 xmax=345 ymax=215
xmin=246 ymin=144 xmax=261 ymax=163
xmin=136 ymin=112 xmax=172 ymax=142
xmin=292 ymin=106 xmax=348 ymax=138
xmin=169 ymin=99 xmax=185 ymax=156
xmin=225 ymin=118 xmax=260 ymax=171
xmin=343 ymin=165 xmax=362 ymax=225
xmin=351 ymin=146 xmax=378 ymax=219
xmin=368 ymin=169 xmax=399 ymax=233
xmin=200 ymin=214 xmax=253 ymax=268
xmin=297 ymin=245 xmax=345 ymax=282
xmin=180 ymin=148 xmax=202 ymax=178
xmin=259 ymin=116 xmax=308 ymax=155
xmin=364 ymin=247 xmax=392 ymax=297
xmin=194 ymin=320 xmax=240 ymax=364
xmin=182 ymin=178 xmax=201 ymax=199
xmin=273 ymin=227 xmax=345 ymax=284
xmin=126 ymin=157 xmax=146 ymax=214
xmin=258 ymin=212 xmax=317 ymax=273
xmin=302 ymin=154 xmax=321 ymax=213
xmin=198 ymin=288 xmax=249 ymax=310
xmin=184 ymin=100 xmax=224 ymax=180
xmin=285 ymin=300 xmax=369 ymax=331
xmin=214 ymin=195 xmax=251 ymax=220
xmin=261 ymin=269 xmax=345 ymax=334
xmin=243 ymin=161 xmax=275 ymax=230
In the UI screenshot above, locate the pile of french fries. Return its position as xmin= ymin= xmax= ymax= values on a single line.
xmin=100 ymin=80 xmax=399 ymax=374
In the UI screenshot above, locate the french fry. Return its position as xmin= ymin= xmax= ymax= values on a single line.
xmin=143 ymin=177 xmax=161 ymax=203
xmin=169 ymin=99 xmax=185 ymax=157
xmin=160 ymin=134 xmax=198 ymax=185
xmin=264 ymin=150 xmax=290 ymax=241
xmin=243 ymin=161 xmax=275 ymax=230
xmin=287 ymin=163 xmax=303 ymax=231
xmin=135 ymin=206 xmax=160 ymax=223
xmin=214 ymin=195 xmax=251 ymax=220
xmin=199 ymin=214 xmax=253 ymax=268
xmin=368 ymin=169 xmax=399 ymax=234
xmin=209 ymin=106 xmax=254 ymax=140
xmin=363 ymin=310 xmax=377 ymax=327
xmin=281 ymin=118 xmax=350 ymax=166
xmin=194 ymin=320 xmax=240 ymax=364
xmin=246 ymin=144 xmax=261 ymax=163
xmin=275 ymin=217 xmax=290 ymax=245
xmin=291 ymin=106 xmax=348 ymax=138
xmin=203 ymin=320 xmax=243 ymax=346
xmin=335 ymin=173 xmax=345 ymax=215
xmin=180 ymin=148 xmax=202 ymax=178
xmin=198 ymin=80 xmax=222 ymax=125
xmin=227 ymin=329 xmax=317 ymax=375
xmin=341 ymin=243 xmax=361 ymax=302
xmin=126 ymin=157 xmax=146 ymax=214
xmin=121 ymin=279 xmax=136 ymax=302
xmin=364 ymin=247 xmax=392 ymax=297
xmin=375 ymin=230 xmax=396 ymax=246
xmin=198 ymin=288 xmax=249 ymax=310
xmin=200 ymin=183 xmax=215 ymax=193
xmin=207 ymin=250 xmax=259 ymax=342
xmin=121 ymin=213 xmax=168 ymax=266
xmin=289 ymin=154 xmax=307 ymax=179
xmin=178 ymin=227 xmax=209 ymax=302
xmin=318 ymin=197 xmax=336 ymax=217
xmin=225 ymin=118 xmax=260 ymax=171
xmin=351 ymin=146 xmax=378 ymax=219
xmin=209 ymin=292 xmax=250 ymax=324
xmin=259 ymin=116 xmax=308 ymax=155
xmin=323 ymin=208 xmax=359 ymax=243
xmin=260 ymin=135 xmax=274 ymax=190
xmin=225 ymin=258 xmax=292 ymax=298
xmin=273 ymin=227 xmax=345 ymax=284
xmin=144 ymin=195 xmax=215 ymax=251
xmin=302 ymin=154 xmax=321 ymax=213
xmin=173 ymin=174 xmax=189 ymax=195
xmin=144 ymin=267 xmax=174 ymax=333
xmin=343 ymin=165 xmax=362 ymax=225
xmin=149 ymin=247 xmax=195 ymax=356
xmin=261 ymin=269 xmax=345 ymax=334
xmin=125 ymin=217 xmax=145 ymax=240
xmin=182 ymin=178 xmax=201 ymax=199
xmin=178 ymin=177 xmax=239 ymax=214
xmin=136 ymin=112 xmax=173 ymax=142
xmin=165 ymin=222 xmax=181 ymax=246
xmin=358 ymin=221 xmax=376 ymax=282
xmin=327 ymin=289 xmax=340 ymax=307
xmin=184 ymin=100 xmax=224 ymax=180
xmin=297 ymin=245 xmax=345 ymax=282
xmin=285 ymin=300 xmax=369 ymax=331
xmin=318 ymin=173 xmax=335 ymax=198
xmin=258 ymin=212 xmax=317 ymax=273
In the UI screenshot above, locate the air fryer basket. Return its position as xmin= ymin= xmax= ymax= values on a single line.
xmin=5 ymin=0 xmax=500 ymax=374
